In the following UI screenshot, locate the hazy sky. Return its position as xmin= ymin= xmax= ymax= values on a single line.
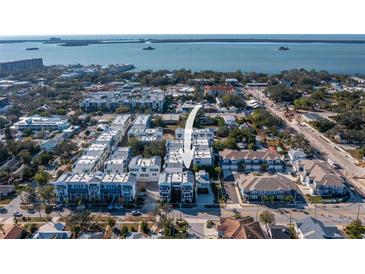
xmin=1 ymin=0 xmax=364 ymax=36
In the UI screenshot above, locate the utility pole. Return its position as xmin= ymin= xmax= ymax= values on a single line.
xmin=314 ymin=204 xmax=317 ymax=219
xmin=356 ymin=203 xmax=361 ymax=221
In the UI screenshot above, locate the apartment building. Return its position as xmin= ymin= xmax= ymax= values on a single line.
xmin=53 ymin=172 xmax=137 ymax=203
xmin=175 ymin=128 xmax=214 ymax=144
xmin=73 ymin=143 xmax=109 ymax=173
xmin=158 ymin=171 xmax=195 ymax=203
xmin=293 ymin=159 xmax=347 ymax=197
xmin=195 ymin=170 xmax=211 ymax=191
xmin=13 ymin=115 xmax=70 ymax=131
xmin=104 ymin=147 xmax=132 ymax=174
xmin=164 ymin=140 xmax=184 ymax=173
xmin=0 ymin=58 xmax=43 ymax=73
xmin=236 ymin=173 xmax=298 ymax=202
xmin=80 ymin=90 xmax=164 ymax=112
xmin=219 ymin=149 xmax=284 ymax=172
xmin=127 ymin=127 xmax=163 ymax=142
xmin=204 ymin=85 xmax=236 ymax=96
xmin=129 ymin=156 xmax=161 ymax=182
xmin=110 ymin=114 xmax=132 ymax=142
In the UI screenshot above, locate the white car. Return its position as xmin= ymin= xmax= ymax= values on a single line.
xmin=13 ymin=211 xmax=22 ymax=217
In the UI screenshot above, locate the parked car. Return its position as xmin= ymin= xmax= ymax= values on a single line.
xmin=131 ymin=210 xmax=142 ymax=216
xmin=13 ymin=211 xmax=22 ymax=217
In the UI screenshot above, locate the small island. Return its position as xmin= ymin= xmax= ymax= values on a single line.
xmin=25 ymin=47 xmax=39 ymax=51
xmin=278 ymin=46 xmax=290 ymax=51
xmin=143 ymin=46 xmax=155 ymax=50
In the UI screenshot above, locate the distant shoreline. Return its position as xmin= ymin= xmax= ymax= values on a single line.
xmin=1 ymin=38 xmax=365 ymax=47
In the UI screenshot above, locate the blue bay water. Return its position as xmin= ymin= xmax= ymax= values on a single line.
xmin=0 ymin=35 xmax=365 ymax=74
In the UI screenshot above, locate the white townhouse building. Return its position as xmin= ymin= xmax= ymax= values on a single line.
xmin=192 ymin=137 xmax=214 ymax=167
xmin=109 ymin=114 xmax=132 ymax=144
xmin=80 ymin=90 xmax=165 ymax=112
xmin=128 ymin=156 xmax=161 ymax=182
xmin=53 ymin=172 xmax=137 ymax=203
xmin=127 ymin=127 xmax=163 ymax=142
xmin=293 ymin=159 xmax=347 ymax=197
xmin=195 ymin=170 xmax=211 ymax=191
xmin=73 ymin=143 xmax=110 ymax=173
xmin=175 ymin=128 xmax=215 ymax=144
xmin=164 ymin=151 xmax=184 ymax=173
xmin=13 ymin=115 xmax=70 ymax=131
xmin=219 ymin=149 xmax=285 ymax=172
xmin=158 ymin=171 xmax=195 ymax=203
xmin=131 ymin=114 xmax=152 ymax=128
xmin=174 ymin=128 xmax=215 ymax=167
xmin=94 ymin=129 xmax=120 ymax=150
xmin=164 ymin=140 xmax=184 ymax=173
xmin=104 ymin=147 xmax=132 ymax=174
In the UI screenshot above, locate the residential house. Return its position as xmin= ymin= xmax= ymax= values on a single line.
xmin=287 ymin=149 xmax=306 ymax=163
xmin=0 ymin=224 xmax=25 ymax=239
xmin=268 ymin=225 xmax=291 ymax=239
xmin=158 ymin=171 xmax=195 ymax=203
xmin=128 ymin=156 xmax=161 ymax=182
xmin=0 ymin=184 xmax=15 ymax=198
xmin=294 ymin=159 xmax=347 ymax=197
xmin=204 ymin=85 xmax=236 ymax=96
xmin=217 ymin=216 xmax=264 ymax=239
xmin=104 ymin=147 xmax=132 ymax=174
xmin=219 ymin=149 xmax=285 ymax=172
xmin=195 ymin=170 xmax=211 ymax=192
xmin=53 ymin=172 xmax=137 ymax=203
xmin=294 ymin=217 xmax=344 ymax=239
xmin=236 ymin=173 xmax=298 ymax=202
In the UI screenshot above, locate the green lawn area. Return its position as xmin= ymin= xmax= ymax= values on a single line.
xmin=306 ymin=195 xmax=322 ymax=204
xmin=345 ymin=149 xmax=362 ymax=160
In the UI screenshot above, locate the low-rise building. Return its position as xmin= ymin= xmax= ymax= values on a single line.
xmin=294 ymin=217 xmax=344 ymax=239
xmin=158 ymin=171 xmax=195 ymax=203
xmin=302 ymin=112 xmax=321 ymax=123
xmin=80 ymin=90 xmax=164 ymax=112
xmin=0 ymin=224 xmax=25 ymax=239
xmin=104 ymin=147 xmax=131 ymax=174
xmin=287 ymin=149 xmax=307 ymax=163
xmin=53 ymin=172 xmax=137 ymax=203
xmin=204 ymin=85 xmax=236 ymax=97
xmin=73 ymin=143 xmax=109 ymax=173
xmin=127 ymin=127 xmax=163 ymax=142
xmin=13 ymin=115 xmax=70 ymax=132
xmin=219 ymin=149 xmax=284 ymax=172
xmin=128 ymin=156 xmax=161 ymax=182
xmin=236 ymin=173 xmax=298 ymax=202
xmin=0 ymin=184 xmax=15 ymax=198
xmin=175 ymin=128 xmax=214 ymax=144
xmin=293 ymin=159 xmax=347 ymax=197
xmin=217 ymin=216 xmax=264 ymax=239
xmin=195 ymin=170 xmax=211 ymax=192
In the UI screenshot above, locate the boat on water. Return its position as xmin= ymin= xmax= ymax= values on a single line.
xmin=278 ymin=46 xmax=290 ymax=51
xmin=25 ymin=47 xmax=39 ymax=50
xmin=143 ymin=46 xmax=155 ymax=50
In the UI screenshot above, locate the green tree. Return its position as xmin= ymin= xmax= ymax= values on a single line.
xmin=45 ymin=205 xmax=53 ymax=218
xmin=259 ymin=210 xmax=275 ymax=227
xmin=346 ymin=219 xmax=365 ymax=239
xmin=107 ymin=217 xmax=116 ymax=228
xmin=34 ymin=170 xmax=50 ymax=187
xmin=121 ymin=225 xmax=129 ymax=238
xmin=141 ymin=220 xmax=149 ymax=234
